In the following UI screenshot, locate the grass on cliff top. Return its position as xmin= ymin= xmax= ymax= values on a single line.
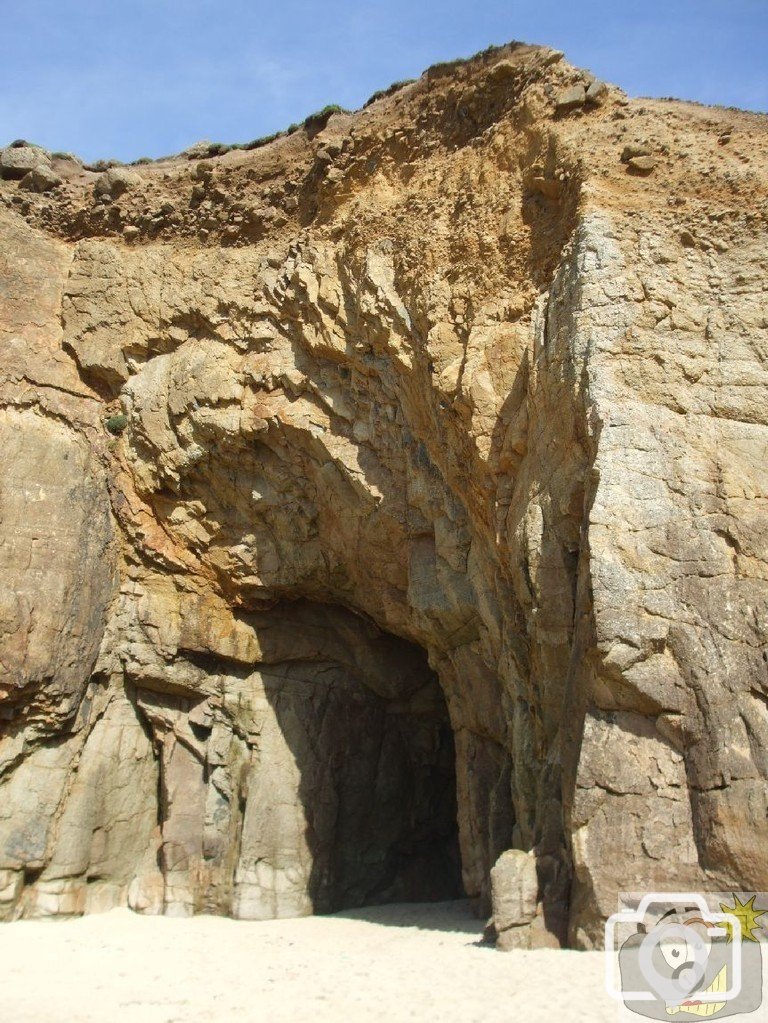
xmin=364 ymin=79 xmax=417 ymax=108
xmin=424 ymin=41 xmax=524 ymax=79
xmin=182 ymin=105 xmax=350 ymax=161
xmin=302 ymin=104 xmax=350 ymax=131
xmin=25 ymin=42 xmax=529 ymax=168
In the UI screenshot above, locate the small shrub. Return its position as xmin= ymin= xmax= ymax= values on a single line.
xmin=243 ymin=131 xmax=282 ymax=151
xmin=317 ymin=104 xmax=346 ymax=117
xmin=84 ymin=158 xmax=124 ymax=172
xmin=426 ymin=58 xmax=469 ymax=78
xmin=105 ymin=413 xmax=129 ymax=435
xmin=303 ymin=104 xmax=349 ymax=132
xmin=364 ymin=79 xmax=416 ymax=107
xmin=133 ymin=156 xmax=153 ymax=165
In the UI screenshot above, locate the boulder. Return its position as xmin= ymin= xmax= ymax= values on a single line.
xmin=627 ymin=155 xmax=657 ymax=174
xmin=18 ymin=167 xmax=62 ymax=193
xmin=555 ymin=84 xmax=586 ymax=112
xmin=93 ymin=167 xmax=140 ymax=199
xmin=621 ymin=143 xmax=651 ymax=163
xmin=585 ymin=79 xmax=608 ymax=104
xmin=0 ymin=145 xmax=51 ymax=180
xmin=490 ymin=850 xmax=538 ymax=933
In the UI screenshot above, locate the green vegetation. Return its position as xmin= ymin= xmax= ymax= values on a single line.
xmin=84 ymin=158 xmax=124 ymax=172
xmin=303 ymin=104 xmax=349 ymax=131
xmin=364 ymin=79 xmax=417 ymax=108
xmin=243 ymin=131 xmax=282 ymax=151
xmin=316 ymin=104 xmax=346 ymax=117
xmin=23 ymin=43 xmax=528 ymax=169
xmin=183 ymin=103 xmax=350 ymax=160
xmin=426 ymin=57 xmax=470 ymax=77
xmin=425 ymin=43 xmax=511 ymax=80
xmin=105 ymin=413 xmax=129 ymax=435
xmin=7 ymin=139 xmax=53 ymax=152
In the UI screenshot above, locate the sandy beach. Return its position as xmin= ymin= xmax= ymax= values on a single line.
xmin=0 ymin=900 xmax=615 ymax=1022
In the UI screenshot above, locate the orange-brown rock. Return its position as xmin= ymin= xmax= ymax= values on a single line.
xmin=1 ymin=42 xmax=767 ymax=949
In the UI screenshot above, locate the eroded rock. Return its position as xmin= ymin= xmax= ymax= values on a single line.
xmin=0 ymin=144 xmax=51 ymax=179
xmin=0 ymin=42 xmax=766 ymax=949
xmin=627 ymin=154 xmax=657 ymax=174
xmin=555 ymin=84 xmax=586 ymax=112
xmin=93 ymin=166 xmax=140 ymax=199
xmin=18 ymin=166 xmax=61 ymax=192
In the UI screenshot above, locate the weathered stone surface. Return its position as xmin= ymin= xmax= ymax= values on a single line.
xmin=93 ymin=166 xmax=140 ymax=198
xmin=0 ymin=145 xmax=51 ymax=179
xmin=555 ymin=84 xmax=586 ymax=111
xmin=0 ymin=408 xmax=115 ymax=729
xmin=529 ymin=174 xmax=562 ymax=199
xmin=585 ymin=79 xmax=608 ymax=104
xmin=18 ymin=167 xmax=61 ymax=192
xmin=490 ymin=850 xmax=537 ymax=930
xmin=0 ymin=215 xmax=117 ymax=747
xmin=0 ymin=41 xmax=766 ymax=949
xmin=490 ymin=847 xmax=565 ymax=950
xmin=621 ymin=142 xmax=651 ymax=162
xmin=626 ymin=154 xmax=657 ymax=174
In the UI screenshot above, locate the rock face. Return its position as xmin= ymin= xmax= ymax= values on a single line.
xmin=0 ymin=43 xmax=767 ymax=948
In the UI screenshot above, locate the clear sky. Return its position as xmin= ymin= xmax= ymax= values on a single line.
xmin=2 ymin=0 xmax=766 ymax=163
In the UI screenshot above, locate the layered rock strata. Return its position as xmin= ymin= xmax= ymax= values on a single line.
xmin=1 ymin=42 xmax=766 ymax=948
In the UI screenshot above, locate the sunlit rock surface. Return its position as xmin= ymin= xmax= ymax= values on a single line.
xmin=1 ymin=42 xmax=766 ymax=948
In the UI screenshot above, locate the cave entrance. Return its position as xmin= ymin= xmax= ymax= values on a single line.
xmin=256 ymin=604 xmax=464 ymax=915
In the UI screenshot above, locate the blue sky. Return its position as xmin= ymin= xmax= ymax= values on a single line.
xmin=2 ymin=0 xmax=766 ymax=163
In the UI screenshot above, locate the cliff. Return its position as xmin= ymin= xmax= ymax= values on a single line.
xmin=1 ymin=42 xmax=766 ymax=949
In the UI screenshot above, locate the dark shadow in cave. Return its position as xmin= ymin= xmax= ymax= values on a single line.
xmin=260 ymin=605 xmax=464 ymax=914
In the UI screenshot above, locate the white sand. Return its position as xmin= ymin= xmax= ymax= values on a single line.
xmin=0 ymin=900 xmax=615 ymax=1022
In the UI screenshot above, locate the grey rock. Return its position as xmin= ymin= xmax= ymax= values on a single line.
xmin=51 ymin=151 xmax=82 ymax=165
xmin=585 ymin=79 xmax=608 ymax=104
xmin=490 ymin=850 xmax=538 ymax=932
xmin=93 ymin=167 xmax=140 ymax=199
xmin=555 ymin=84 xmax=586 ymax=111
xmin=0 ymin=145 xmax=51 ymax=180
xmin=18 ymin=167 xmax=62 ymax=192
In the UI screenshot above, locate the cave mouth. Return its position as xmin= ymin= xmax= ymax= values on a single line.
xmin=260 ymin=608 xmax=464 ymax=915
